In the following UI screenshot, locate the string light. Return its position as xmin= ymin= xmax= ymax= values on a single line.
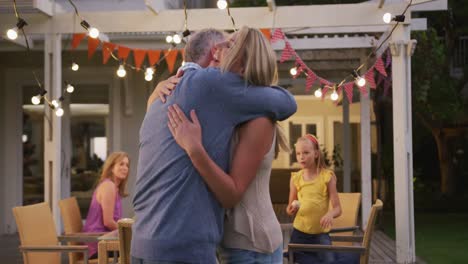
xmin=166 ymin=35 xmax=173 ymax=43
xmin=352 ymin=70 xmax=366 ymax=87
xmin=173 ymin=34 xmax=181 ymax=44
xmin=289 ymin=66 xmax=298 ymax=76
xmin=383 ymin=12 xmax=405 ymax=24
xmin=55 ymin=107 xmax=64 ymax=117
xmin=71 ymin=62 xmax=79 ymax=71
xmin=217 ymin=0 xmax=228 ymax=10
xmin=66 ymin=82 xmax=75 ymax=93
xmin=80 ymin=20 xmax=100 ymax=39
xmin=144 ymin=67 xmax=154 ymax=81
xmin=6 ymin=18 xmax=27 ymax=40
xmin=330 ymin=88 xmax=339 ymax=101
xmin=31 ymin=95 xmax=41 ymax=105
xmin=117 ymin=63 xmax=127 ymax=78
xmin=51 ymin=99 xmax=60 ymax=108
xmin=314 ymin=88 xmax=322 ymax=98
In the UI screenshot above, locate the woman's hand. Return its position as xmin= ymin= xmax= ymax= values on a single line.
xmin=320 ymin=212 xmax=334 ymax=229
xmin=147 ymin=75 xmax=180 ymax=109
xmin=167 ymin=104 xmax=203 ymax=155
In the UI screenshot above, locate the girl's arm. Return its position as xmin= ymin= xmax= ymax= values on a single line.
xmin=168 ymin=105 xmax=274 ymax=208
xmin=97 ymin=181 xmax=118 ymax=230
xmin=320 ymin=172 xmax=342 ymax=229
xmin=286 ymin=176 xmax=299 ymax=216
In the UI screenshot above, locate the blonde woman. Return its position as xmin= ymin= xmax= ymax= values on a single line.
xmin=167 ymin=26 xmax=289 ymax=263
xmin=82 ymin=151 xmax=129 ymax=259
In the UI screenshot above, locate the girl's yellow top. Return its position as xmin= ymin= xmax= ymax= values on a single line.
xmin=291 ymin=168 xmax=333 ymax=234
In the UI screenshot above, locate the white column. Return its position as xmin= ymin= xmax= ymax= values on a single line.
xmin=390 ymin=24 xmax=416 ymax=263
xmin=360 ymin=65 xmax=372 ymax=229
xmin=44 ymin=33 xmax=63 ymax=232
xmin=342 ymin=96 xmax=351 ymax=192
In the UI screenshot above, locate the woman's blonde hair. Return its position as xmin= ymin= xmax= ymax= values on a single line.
xmin=220 ymin=26 xmax=278 ymax=87
xmin=98 ymin=151 xmax=129 ymax=197
xmin=296 ymin=135 xmax=327 ymax=174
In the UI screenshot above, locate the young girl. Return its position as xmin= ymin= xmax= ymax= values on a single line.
xmin=286 ymin=134 xmax=342 ymax=264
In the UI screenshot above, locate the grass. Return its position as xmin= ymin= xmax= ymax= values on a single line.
xmin=380 ymin=212 xmax=468 ymax=264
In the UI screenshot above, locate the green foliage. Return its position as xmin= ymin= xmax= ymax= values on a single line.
xmin=321 ymin=144 xmax=343 ymax=169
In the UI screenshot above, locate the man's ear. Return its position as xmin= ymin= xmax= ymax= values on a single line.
xmin=211 ymin=46 xmax=219 ymax=61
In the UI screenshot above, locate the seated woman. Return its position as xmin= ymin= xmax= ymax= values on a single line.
xmin=82 ymin=151 xmax=130 ymax=259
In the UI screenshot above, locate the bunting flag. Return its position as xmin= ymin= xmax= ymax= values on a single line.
xmin=147 ymin=50 xmax=161 ymax=66
xmin=164 ymin=49 xmax=179 ymax=73
xmin=319 ymin=78 xmax=332 ymax=87
xmin=321 ymin=85 xmax=330 ymax=100
xmin=374 ymin=57 xmax=387 ymax=77
xmin=365 ymin=68 xmax=377 ymax=89
xmin=293 ymin=64 xmax=303 ymax=79
xmin=305 ymin=71 xmax=317 ymax=92
xmin=133 ymin=49 xmax=147 ymax=70
xmin=359 ymin=85 xmax=368 ymax=97
xmin=280 ymin=42 xmax=294 ymax=63
xmin=118 ymin=46 xmax=131 ymax=61
xmin=260 ymin=28 xmax=271 ymax=40
xmin=71 ymin=33 xmax=86 ymax=49
xmin=271 ymin=28 xmax=284 ymax=43
xmin=334 ymin=86 xmax=343 ymax=106
xmin=344 ymin=82 xmax=354 ymax=103
xmin=87 ymin=37 xmax=100 ymax=59
xmin=102 ymin=42 xmax=116 ymax=64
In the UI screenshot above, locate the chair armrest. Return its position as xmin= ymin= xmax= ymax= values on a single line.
xmin=288 ymin=243 xmax=366 ymax=253
xmin=329 ymin=226 xmax=360 ymax=233
xmin=330 ymin=235 xmax=364 ymax=242
xmin=58 ymin=232 xmax=105 ymax=243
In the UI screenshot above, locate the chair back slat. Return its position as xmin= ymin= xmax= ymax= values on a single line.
xmin=12 ymin=202 xmax=60 ymax=264
xmin=361 ymin=199 xmax=383 ymax=264
xmin=331 ymin=193 xmax=361 ymax=246
xmin=58 ymin=197 xmax=83 ymax=234
xmin=118 ymin=218 xmax=134 ymax=264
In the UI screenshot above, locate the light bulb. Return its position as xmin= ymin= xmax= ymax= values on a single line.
xmin=88 ymin=27 xmax=100 ymax=39
xmin=314 ymin=88 xmax=322 ymax=98
xmin=55 ymin=107 xmax=64 ymax=117
xmin=383 ymin=13 xmax=392 ymax=24
xmin=145 ymin=72 xmax=153 ymax=82
xmin=289 ymin=67 xmax=298 ymax=76
xmin=31 ymin=95 xmax=41 ymax=105
xmin=181 ymin=60 xmax=185 ymax=66
xmin=330 ymin=91 xmax=339 ymax=101
xmin=6 ymin=28 xmax=18 ymax=40
xmin=51 ymin=100 xmax=60 ymax=108
xmin=173 ymin=34 xmax=181 ymax=44
xmin=217 ymin=0 xmax=228 ymax=9
xmin=71 ymin=62 xmax=79 ymax=71
xmin=145 ymin=67 xmax=154 ymax=75
xmin=22 ymin=134 xmax=28 ymax=143
xmin=166 ymin=35 xmax=173 ymax=43
xmin=117 ymin=65 xmax=126 ymax=78
xmin=356 ymin=77 xmax=366 ymax=87
xmin=66 ymin=84 xmax=75 ymax=93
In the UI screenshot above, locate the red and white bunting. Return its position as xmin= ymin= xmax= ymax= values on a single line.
xmin=359 ymin=85 xmax=368 ymax=98
xmin=365 ymin=68 xmax=377 ymax=89
xmin=280 ymin=42 xmax=294 ymax=63
xmin=305 ymin=71 xmax=317 ymax=91
xmin=321 ymin=85 xmax=330 ymax=100
xmin=344 ymin=82 xmax=354 ymax=103
xmin=271 ymin=28 xmax=285 ymax=43
xmin=374 ymin=57 xmax=387 ymax=77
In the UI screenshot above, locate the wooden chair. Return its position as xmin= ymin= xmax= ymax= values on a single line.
xmin=117 ymin=218 xmax=134 ymax=264
xmin=287 ymin=199 xmax=384 ymax=264
xmin=58 ymin=197 xmax=105 ymax=264
xmin=12 ymin=202 xmax=89 ymax=264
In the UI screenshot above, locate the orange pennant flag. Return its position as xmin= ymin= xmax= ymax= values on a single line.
xmin=102 ymin=42 xmax=116 ymax=64
xmin=118 ymin=46 xmax=131 ymax=61
xmin=133 ymin=49 xmax=147 ymax=71
xmin=147 ymin=50 xmax=161 ymax=66
xmin=88 ymin=37 xmax=100 ymax=59
xmin=260 ymin=28 xmax=271 ymax=41
xmin=164 ymin=49 xmax=179 ymax=73
xmin=71 ymin=33 xmax=86 ymax=49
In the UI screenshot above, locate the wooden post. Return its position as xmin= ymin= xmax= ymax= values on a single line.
xmin=342 ymin=94 xmax=351 ymax=192
xmin=390 ymin=24 xmax=416 ymax=263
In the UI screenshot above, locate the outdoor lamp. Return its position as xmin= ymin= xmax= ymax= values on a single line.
xmin=330 ymin=90 xmax=339 ymax=101
xmin=314 ymin=88 xmax=322 ymax=98
xmin=31 ymin=95 xmax=41 ymax=105
xmin=80 ymin=20 xmax=100 ymax=39
xmin=217 ymin=0 xmax=228 ymax=10
xmin=71 ymin=62 xmax=79 ymax=71
xmin=352 ymin=70 xmax=366 ymax=87
xmin=66 ymin=82 xmax=75 ymax=93
xmin=289 ymin=66 xmax=298 ymax=76
xmin=6 ymin=18 xmax=27 ymax=40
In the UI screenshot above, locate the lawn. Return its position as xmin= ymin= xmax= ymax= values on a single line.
xmin=381 ymin=212 xmax=468 ymax=264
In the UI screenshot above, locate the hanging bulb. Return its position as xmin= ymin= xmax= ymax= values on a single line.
xmin=55 ymin=107 xmax=64 ymax=117
xmin=145 ymin=72 xmax=153 ymax=82
xmin=66 ymin=83 xmax=75 ymax=93
xmin=173 ymin=34 xmax=181 ymax=44
xmin=217 ymin=0 xmax=228 ymax=9
xmin=88 ymin=27 xmax=100 ymax=39
xmin=181 ymin=60 xmax=185 ymax=66
xmin=166 ymin=35 xmax=173 ymax=43
xmin=289 ymin=67 xmax=298 ymax=76
xmin=314 ymin=88 xmax=322 ymax=98
xmin=31 ymin=95 xmax=41 ymax=105
xmin=22 ymin=134 xmax=28 ymax=143
xmin=356 ymin=77 xmax=366 ymax=87
xmin=71 ymin=62 xmax=79 ymax=71
xmin=51 ymin=100 xmax=60 ymax=108
xmin=383 ymin=13 xmax=392 ymax=24
xmin=6 ymin=28 xmax=18 ymax=40
xmin=117 ymin=64 xmax=126 ymax=78
xmin=330 ymin=90 xmax=339 ymax=101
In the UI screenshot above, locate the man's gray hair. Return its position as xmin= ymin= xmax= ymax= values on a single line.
xmin=184 ymin=28 xmax=225 ymax=63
